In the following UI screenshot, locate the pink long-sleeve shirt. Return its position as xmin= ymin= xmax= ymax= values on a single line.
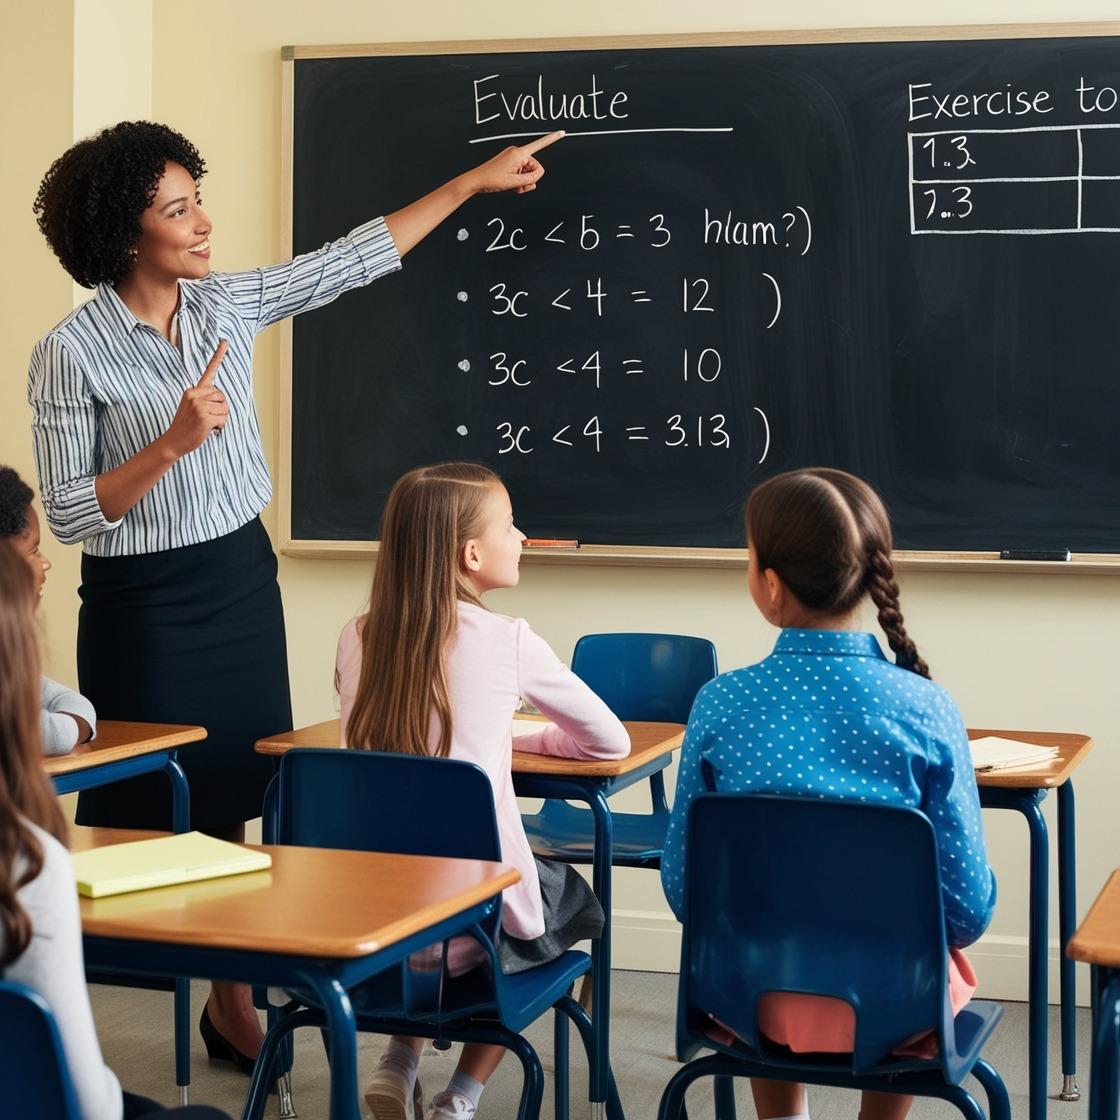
xmin=336 ymin=601 xmax=629 ymax=947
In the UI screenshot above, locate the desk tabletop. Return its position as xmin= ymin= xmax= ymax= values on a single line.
xmin=1067 ymin=868 xmax=1120 ymax=968
xmin=511 ymin=720 xmax=684 ymax=777
xmin=74 ymin=827 xmax=518 ymax=960
xmin=255 ymin=718 xmax=684 ymax=778
xmin=44 ymin=721 xmax=207 ymax=777
xmin=968 ymin=728 xmax=1094 ymax=789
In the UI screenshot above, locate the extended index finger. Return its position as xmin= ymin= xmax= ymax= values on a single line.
xmin=197 ymin=339 xmax=228 ymax=388
xmin=519 ymin=130 xmax=566 ymax=157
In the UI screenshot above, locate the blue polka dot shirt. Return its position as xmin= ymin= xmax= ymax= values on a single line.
xmin=661 ymin=629 xmax=996 ymax=947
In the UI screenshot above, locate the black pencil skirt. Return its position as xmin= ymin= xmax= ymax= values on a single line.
xmin=74 ymin=517 xmax=292 ymax=833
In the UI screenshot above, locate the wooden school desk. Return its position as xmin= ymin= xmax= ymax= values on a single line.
xmin=49 ymin=720 xmax=206 ymax=1098
xmin=45 ymin=719 xmax=206 ymax=833
xmin=254 ymin=718 xmax=686 ymax=1120
xmin=971 ymin=728 xmax=1095 ymax=1120
xmin=1068 ymin=870 xmax=1120 ymax=1120
xmin=74 ymin=827 xmax=518 ymax=1120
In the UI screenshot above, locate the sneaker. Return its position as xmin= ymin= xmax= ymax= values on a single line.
xmin=425 ymin=1091 xmax=476 ymax=1120
xmin=364 ymin=1062 xmax=424 ymax=1120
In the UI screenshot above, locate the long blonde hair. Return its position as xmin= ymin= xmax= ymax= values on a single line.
xmin=0 ymin=544 xmax=68 ymax=966
xmin=345 ymin=462 xmax=502 ymax=758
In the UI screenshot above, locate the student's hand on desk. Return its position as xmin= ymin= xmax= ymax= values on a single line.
xmin=465 ymin=130 xmax=565 ymax=195
xmin=166 ymin=340 xmax=230 ymax=455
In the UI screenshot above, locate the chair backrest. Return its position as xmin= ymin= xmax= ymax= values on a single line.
xmin=0 ymin=978 xmax=82 ymax=1119
xmin=276 ymin=748 xmax=506 ymax=1015
xmin=275 ymin=748 xmax=500 ymax=863
xmin=679 ymin=793 xmax=952 ymax=1073
xmin=571 ymin=632 xmax=718 ymax=723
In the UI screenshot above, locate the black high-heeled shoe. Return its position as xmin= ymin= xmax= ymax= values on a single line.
xmin=198 ymin=1003 xmax=257 ymax=1076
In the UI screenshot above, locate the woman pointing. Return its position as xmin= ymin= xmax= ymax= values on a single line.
xmin=28 ymin=119 xmax=563 ymax=1071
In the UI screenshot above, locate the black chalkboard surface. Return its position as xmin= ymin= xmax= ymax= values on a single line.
xmin=281 ymin=28 xmax=1120 ymax=556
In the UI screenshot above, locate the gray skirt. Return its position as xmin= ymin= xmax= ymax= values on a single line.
xmin=498 ymin=856 xmax=605 ymax=974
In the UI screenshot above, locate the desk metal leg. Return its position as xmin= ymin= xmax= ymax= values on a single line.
xmin=319 ymin=978 xmax=360 ymax=1120
xmin=164 ymin=755 xmax=194 ymax=1097
xmin=1057 ymin=780 xmax=1081 ymax=1101
xmin=981 ymin=788 xmax=1049 ymax=1120
xmin=588 ymin=787 xmax=615 ymax=1120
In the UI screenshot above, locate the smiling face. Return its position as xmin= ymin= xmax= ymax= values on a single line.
xmin=13 ymin=505 xmax=50 ymax=607
xmin=461 ymin=484 xmax=526 ymax=595
xmin=129 ymin=161 xmax=213 ymax=285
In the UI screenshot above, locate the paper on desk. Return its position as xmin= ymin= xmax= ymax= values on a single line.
xmin=969 ymin=736 xmax=1060 ymax=772
xmin=72 ymin=831 xmax=271 ymax=898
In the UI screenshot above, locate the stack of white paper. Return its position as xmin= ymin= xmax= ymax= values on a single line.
xmin=969 ymin=736 xmax=1060 ymax=772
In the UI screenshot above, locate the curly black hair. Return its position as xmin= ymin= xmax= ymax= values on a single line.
xmin=33 ymin=121 xmax=207 ymax=289
xmin=0 ymin=467 xmax=34 ymax=538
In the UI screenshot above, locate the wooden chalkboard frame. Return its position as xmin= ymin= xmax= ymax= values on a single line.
xmin=277 ymin=23 xmax=1120 ymax=572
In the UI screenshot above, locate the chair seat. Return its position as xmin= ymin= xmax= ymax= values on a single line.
xmin=522 ymin=799 xmax=668 ymax=867
xmin=686 ymin=999 xmax=1004 ymax=1084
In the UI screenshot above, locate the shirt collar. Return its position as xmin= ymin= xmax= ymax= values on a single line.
xmin=772 ymin=628 xmax=888 ymax=662
xmin=94 ymin=279 xmax=200 ymax=335
xmin=94 ymin=282 xmax=143 ymax=335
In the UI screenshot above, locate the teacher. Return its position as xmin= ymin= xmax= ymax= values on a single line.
xmin=27 ymin=119 xmax=563 ymax=1068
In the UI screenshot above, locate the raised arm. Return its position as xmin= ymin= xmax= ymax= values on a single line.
xmin=383 ymin=131 xmax=565 ymax=258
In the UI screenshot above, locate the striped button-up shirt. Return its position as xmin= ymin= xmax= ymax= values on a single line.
xmin=28 ymin=217 xmax=400 ymax=556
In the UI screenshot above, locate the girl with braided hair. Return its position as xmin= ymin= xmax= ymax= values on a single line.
xmin=660 ymin=467 xmax=996 ymax=1120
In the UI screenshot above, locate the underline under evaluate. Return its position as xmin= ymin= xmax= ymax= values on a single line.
xmin=470 ymin=126 xmax=734 ymax=143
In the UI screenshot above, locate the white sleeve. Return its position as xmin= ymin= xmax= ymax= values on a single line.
xmin=514 ymin=620 xmax=630 ymax=760
xmin=8 ymin=827 xmax=123 ymax=1120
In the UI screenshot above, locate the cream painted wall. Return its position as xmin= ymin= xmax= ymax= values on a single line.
xmin=6 ymin=0 xmax=1119 ymax=998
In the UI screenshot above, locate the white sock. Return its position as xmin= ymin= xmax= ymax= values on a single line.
xmin=377 ymin=1039 xmax=420 ymax=1088
xmin=445 ymin=1069 xmax=484 ymax=1110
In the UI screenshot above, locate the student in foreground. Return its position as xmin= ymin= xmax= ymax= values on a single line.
xmin=0 ymin=465 xmax=96 ymax=754
xmin=660 ymin=467 xmax=997 ymax=1120
xmin=0 ymin=546 xmax=230 ymax=1119
xmin=335 ymin=461 xmax=629 ymax=1120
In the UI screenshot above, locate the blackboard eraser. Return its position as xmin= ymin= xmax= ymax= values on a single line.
xmin=524 ymin=538 xmax=580 ymax=549
xmin=999 ymin=548 xmax=1072 ymax=561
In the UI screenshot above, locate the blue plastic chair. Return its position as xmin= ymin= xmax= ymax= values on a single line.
xmin=0 ymin=978 xmax=84 ymax=1120
xmin=0 ymin=978 xmax=233 ymax=1120
xmin=658 ymin=794 xmax=1010 ymax=1120
xmin=521 ymin=632 xmax=718 ymax=868
xmin=244 ymin=747 xmax=617 ymax=1120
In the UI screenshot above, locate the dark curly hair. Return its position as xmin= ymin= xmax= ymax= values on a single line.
xmin=33 ymin=121 xmax=207 ymax=289
xmin=0 ymin=468 xmax=33 ymax=539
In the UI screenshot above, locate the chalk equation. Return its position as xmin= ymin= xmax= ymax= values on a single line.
xmin=479 ymin=205 xmax=812 ymax=255
xmin=466 ymin=407 xmax=771 ymax=462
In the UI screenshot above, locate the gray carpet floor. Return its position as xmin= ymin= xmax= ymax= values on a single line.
xmin=90 ymin=972 xmax=1089 ymax=1119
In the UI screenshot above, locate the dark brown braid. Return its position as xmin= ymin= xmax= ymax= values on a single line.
xmin=866 ymin=545 xmax=930 ymax=678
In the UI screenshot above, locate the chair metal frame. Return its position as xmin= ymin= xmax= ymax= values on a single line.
xmin=658 ymin=793 xmax=1011 ymax=1120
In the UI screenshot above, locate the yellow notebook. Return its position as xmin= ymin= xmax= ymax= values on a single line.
xmin=72 ymin=832 xmax=272 ymax=898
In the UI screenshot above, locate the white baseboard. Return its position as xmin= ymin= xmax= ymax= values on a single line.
xmin=608 ymin=911 xmax=1092 ymax=1007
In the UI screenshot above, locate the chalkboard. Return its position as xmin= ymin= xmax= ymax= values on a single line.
xmin=280 ymin=27 xmax=1120 ymax=558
